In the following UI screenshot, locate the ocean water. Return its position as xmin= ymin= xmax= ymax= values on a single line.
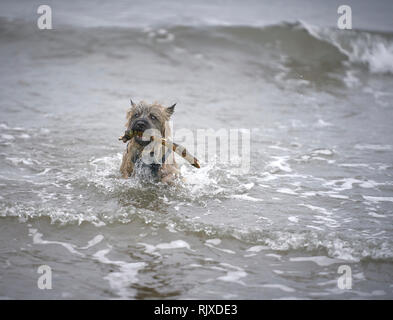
xmin=0 ymin=0 xmax=393 ymax=299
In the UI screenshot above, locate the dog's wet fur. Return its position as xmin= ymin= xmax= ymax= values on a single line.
xmin=120 ymin=100 xmax=179 ymax=183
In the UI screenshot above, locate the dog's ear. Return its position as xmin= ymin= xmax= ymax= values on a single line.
xmin=166 ymin=103 xmax=176 ymax=117
xmin=127 ymin=99 xmax=137 ymax=120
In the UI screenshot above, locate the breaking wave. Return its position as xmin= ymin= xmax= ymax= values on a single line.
xmin=0 ymin=18 xmax=392 ymax=76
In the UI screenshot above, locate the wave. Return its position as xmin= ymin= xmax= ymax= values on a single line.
xmin=301 ymin=21 xmax=393 ymax=74
xmin=1 ymin=18 xmax=392 ymax=76
xmin=2 ymin=200 xmax=393 ymax=263
xmin=1 ymin=150 xmax=392 ymax=264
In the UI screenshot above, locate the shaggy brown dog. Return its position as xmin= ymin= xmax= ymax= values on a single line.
xmin=120 ymin=100 xmax=179 ymax=183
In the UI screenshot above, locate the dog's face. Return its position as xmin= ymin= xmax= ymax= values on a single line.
xmin=125 ymin=101 xmax=175 ymax=145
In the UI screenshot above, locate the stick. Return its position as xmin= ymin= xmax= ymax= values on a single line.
xmin=118 ymin=130 xmax=200 ymax=168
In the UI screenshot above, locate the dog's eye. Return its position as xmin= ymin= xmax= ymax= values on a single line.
xmin=134 ymin=112 xmax=140 ymax=118
xmin=150 ymin=114 xmax=157 ymax=120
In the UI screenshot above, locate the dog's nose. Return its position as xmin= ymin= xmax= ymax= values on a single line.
xmin=134 ymin=120 xmax=148 ymax=131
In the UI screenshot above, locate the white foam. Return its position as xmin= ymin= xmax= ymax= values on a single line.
xmin=1 ymin=134 xmax=14 ymax=140
xmin=324 ymin=178 xmax=378 ymax=191
xmin=217 ymin=263 xmax=247 ymax=285
xmin=244 ymin=253 xmax=257 ymax=257
xmin=204 ymin=240 xmax=236 ymax=254
xmin=241 ymin=183 xmax=254 ymax=190
xmin=246 ymin=245 xmax=269 ymax=253
xmin=0 ymin=123 xmax=24 ymax=131
xmin=258 ymin=172 xmax=278 ymax=182
xmin=312 ymin=149 xmax=334 ymax=156
xmin=289 ymin=256 xmax=341 ymax=266
xmin=230 ymin=194 xmax=263 ymax=202
xmin=147 ymin=28 xmax=175 ymax=43
xmin=299 ymin=204 xmax=333 ymax=215
xmin=354 ymin=144 xmax=392 ymax=151
xmin=309 ymin=23 xmax=393 ymax=75
xmin=306 ymin=225 xmax=324 ymax=231
xmin=273 ymin=269 xmax=285 ymax=274
xmin=217 ymin=270 xmax=247 ymax=284
xmin=262 ymin=284 xmax=295 ymax=293
xmin=37 ymin=168 xmax=51 ymax=175
xmin=277 ymin=188 xmax=297 ymax=195
xmin=137 ymin=240 xmax=192 ymax=255
xmin=206 ymin=239 xmax=221 ymax=246
xmin=6 ymin=157 xmax=37 ymax=166
xmin=328 ymin=194 xmax=349 ymax=200
xmin=137 ymin=243 xmax=162 ymax=257
xmin=327 ymin=289 xmax=386 ymax=298
xmin=79 ymin=234 xmax=104 ymax=249
xmin=93 ymin=248 xmax=146 ymax=299
xmin=288 ymin=216 xmax=299 ymax=223
xmin=359 ymin=42 xmax=393 ymax=74
xmin=363 ymin=196 xmax=393 ymax=203
xmin=156 ymin=240 xmax=191 ymax=250
xmin=339 ymin=163 xmax=371 ymax=168
xmin=266 ymin=156 xmax=292 ymax=173
xmin=166 ymin=223 xmax=178 ymax=233
xmin=315 ymin=119 xmax=332 ymax=127
xmin=367 ymin=211 xmax=385 ymax=218
xmin=29 ymin=228 xmax=84 ymax=257
xmin=314 ymin=215 xmax=339 ymax=227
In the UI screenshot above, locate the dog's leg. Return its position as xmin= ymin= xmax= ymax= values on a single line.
xmin=120 ymin=151 xmax=129 ymax=178
xmin=120 ymin=144 xmax=134 ymax=178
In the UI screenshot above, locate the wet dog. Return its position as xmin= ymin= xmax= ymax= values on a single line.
xmin=120 ymin=100 xmax=179 ymax=183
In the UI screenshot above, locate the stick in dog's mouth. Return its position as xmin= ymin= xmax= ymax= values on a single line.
xmin=118 ymin=130 xmax=200 ymax=168
xmin=118 ymin=129 xmax=143 ymax=143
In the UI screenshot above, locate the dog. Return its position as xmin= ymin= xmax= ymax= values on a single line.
xmin=120 ymin=100 xmax=179 ymax=183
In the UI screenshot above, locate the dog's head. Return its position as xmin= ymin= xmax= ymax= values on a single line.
xmin=125 ymin=100 xmax=175 ymax=146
